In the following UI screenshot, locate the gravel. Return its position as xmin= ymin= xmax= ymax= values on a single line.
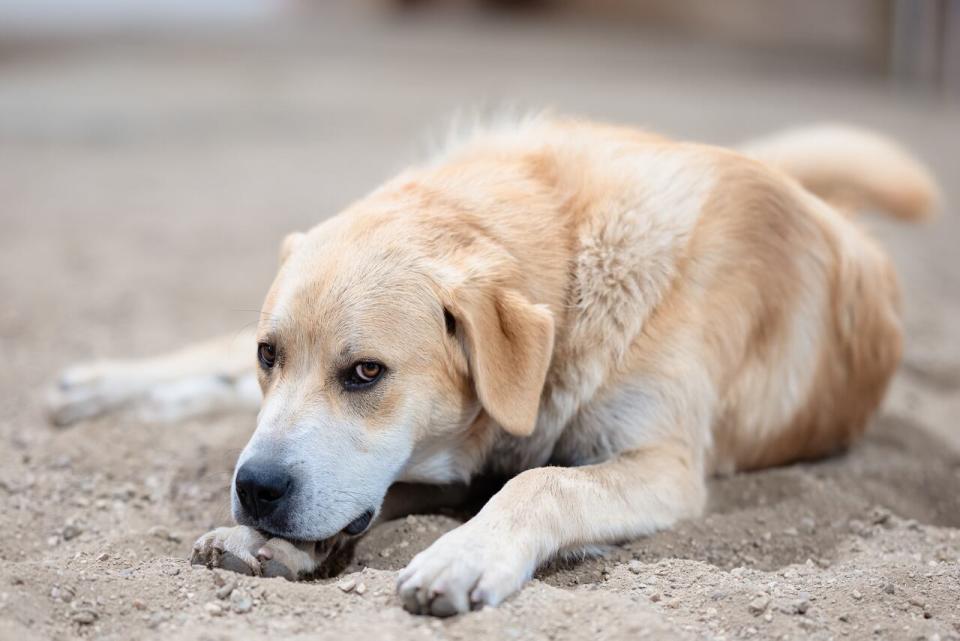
xmin=230 ymin=590 xmax=253 ymax=614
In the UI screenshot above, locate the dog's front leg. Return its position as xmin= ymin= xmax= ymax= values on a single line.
xmin=396 ymin=438 xmax=705 ymax=616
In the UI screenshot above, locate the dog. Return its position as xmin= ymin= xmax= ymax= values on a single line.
xmin=48 ymin=116 xmax=938 ymax=616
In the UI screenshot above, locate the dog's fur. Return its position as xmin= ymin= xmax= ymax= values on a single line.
xmin=49 ymin=117 xmax=938 ymax=616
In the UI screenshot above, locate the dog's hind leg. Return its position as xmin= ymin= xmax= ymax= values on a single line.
xmin=47 ymin=328 xmax=259 ymax=426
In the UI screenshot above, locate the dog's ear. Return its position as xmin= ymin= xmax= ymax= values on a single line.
xmin=279 ymin=232 xmax=305 ymax=266
xmin=448 ymin=287 xmax=554 ymax=437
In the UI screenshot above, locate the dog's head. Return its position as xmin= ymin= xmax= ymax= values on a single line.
xmin=231 ymin=193 xmax=555 ymax=540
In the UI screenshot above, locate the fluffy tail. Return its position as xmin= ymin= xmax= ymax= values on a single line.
xmin=741 ymin=124 xmax=939 ymax=221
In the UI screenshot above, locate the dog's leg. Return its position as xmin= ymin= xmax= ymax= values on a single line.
xmin=47 ymin=329 xmax=259 ymax=426
xmin=396 ymin=437 xmax=705 ymax=616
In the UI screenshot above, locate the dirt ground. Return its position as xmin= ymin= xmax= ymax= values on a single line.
xmin=1 ymin=7 xmax=959 ymax=641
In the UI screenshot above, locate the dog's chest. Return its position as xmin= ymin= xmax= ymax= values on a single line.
xmin=486 ymin=380 xmax=658 ymax=474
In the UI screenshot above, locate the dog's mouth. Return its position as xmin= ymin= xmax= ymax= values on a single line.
xmin=253 ymin=507 xmax=375 ymax=542
xmin=343 ymin=508 xmax=375 ymax=536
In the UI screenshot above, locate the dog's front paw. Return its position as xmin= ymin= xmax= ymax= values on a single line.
xmin=396 ymin=523 xmax=531 ymax=617
xmin=190 ymin=526 xmax=322 ymax=580
xmin=191 ymin=526 xmax=268 ymax=576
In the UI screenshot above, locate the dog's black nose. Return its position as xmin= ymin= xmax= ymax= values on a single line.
xmin=235 ymin=461 xmax=292 ymax=520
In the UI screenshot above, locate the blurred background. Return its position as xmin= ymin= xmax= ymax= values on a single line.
xmin=2 ymin=0 xmax=958 ymax=396
xmin=1 ymin=0 xmax=958 ymax=438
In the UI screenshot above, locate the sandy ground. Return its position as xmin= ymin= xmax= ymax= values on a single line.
xmin=1 ymin=7 xmax=959 ymax=641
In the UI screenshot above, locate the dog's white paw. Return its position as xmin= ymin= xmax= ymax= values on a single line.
xmin=396 ymin=522 xmax=532 ymax=617
xmin=191 ymin=526 xmax=268 ymax=576
xmin=190 ymin=526 xmax=321 ymax=580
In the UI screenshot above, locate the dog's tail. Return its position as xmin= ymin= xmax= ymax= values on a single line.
xmin=741 ymin=124 xmax=939 ymax=221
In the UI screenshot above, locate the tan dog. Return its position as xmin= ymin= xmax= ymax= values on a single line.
xmin=49 ymin=116 xmax=937 ymax=616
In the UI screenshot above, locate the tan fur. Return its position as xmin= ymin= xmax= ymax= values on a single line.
xmin=743 ymin=123 xmax=939 ymax=220
xmin=49 ymin=115 xmax=937 ymax=616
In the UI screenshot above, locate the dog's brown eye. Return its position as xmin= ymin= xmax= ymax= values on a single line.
xmin=343 ymin=361 xmax=385 ymax=390
xmin=355 ymin=362 xmax=382 ymax=382
xmin=257 ymin=342 xmax=277 ymax=370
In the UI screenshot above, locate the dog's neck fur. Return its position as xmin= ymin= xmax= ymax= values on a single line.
xmin=389 ymin=119 xmax=715 ymax=481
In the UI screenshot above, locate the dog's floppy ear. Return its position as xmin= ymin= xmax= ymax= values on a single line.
xmin=279 ymin=232 xmax=305 ymax=265
xmin=448 ymin=287 xmax=554 ymax=437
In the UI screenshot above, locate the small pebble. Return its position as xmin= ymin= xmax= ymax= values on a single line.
xmin=780 ymin=593 xmax=811 ymax=615
xmin=627 ymin=560 xmax=643 ymax=574
xmin=748 ymin=595 xmax=770 ymax=615
xmin=96 ymin=553 xmax=110 ymax=562
xmin=51 ymin=585 xmax=76 ymax=603
xmin=204 ymin=602 xmax=224 ymax=617
xmin=216 ymin=580 xmax=236 ymax=600
xmin=871 ymin=506 xmax=892 ymax=525
xmin=62 ymin=525 xmax=82 ymax=541
xmin=71 ymin=609 xmax=98 ymax=625
xmin=338 ymin=578 xmax=357 ymax=593
xmin=883 ymin=583 xmax=895 ymax=595
xmin=355 ymin=582 xmax=367 ymax=596
xmin=851 ymin=590 xmax=863 ymax=600
xmin=131 ymin=598 xmax=146 ymax=611
xmin=231 ymin=589 xmax=253 ymax=614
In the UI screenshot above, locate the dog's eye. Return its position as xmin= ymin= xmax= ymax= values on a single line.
xmin=355 ymin=362 xmax=382 ymax=382
xmin=257 ymin=342 xmax=277 ymax=370
xmin=344 ymin=361 xmax=384 ymax=389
